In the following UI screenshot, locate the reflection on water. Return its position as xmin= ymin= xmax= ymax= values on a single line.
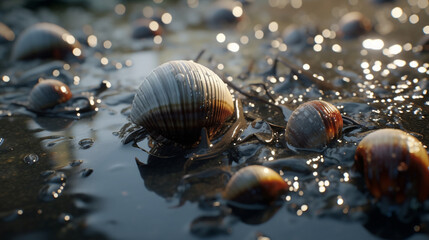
xmin=0 ymin=117 xmax=105 ymax=239
xmin=1 ymin=0 xmax=429 ymax=239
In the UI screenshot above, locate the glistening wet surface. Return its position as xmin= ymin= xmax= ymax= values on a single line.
xmin=1 ymin=0 xmax=429 ymax=239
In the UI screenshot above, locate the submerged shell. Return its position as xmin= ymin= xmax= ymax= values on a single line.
xmin=29 ymin=79 xmax=72 ymax=110
xmin=11 ymin=22 xmax=83 ymax=61
xmin=338 ymin=12 xmax=372 ymax=39
xmin=223 ymin=165 xmax=288 ymax=205
xmin=355 ymin=129 xmax=429 ymax=203
xmin=285 ymin=100 xmax=343 ymax=150
xmin=130 ymin=60 xmax=234 ymax=145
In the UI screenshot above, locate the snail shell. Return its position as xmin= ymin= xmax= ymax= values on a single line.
xmin=206 ymin=6 xmax=243 ymax=29
xmin=28 ymin=79 xmax=72 ymax=110
xmin=285 ymin=100 xmax=343 ymax=150
xmin=11 ymin=22 xmax=83 ymax=61
xmin=223 ymin=165 xmax=288 ymax=205
xmin=130 ymin=60 xmax=234 ymax=145
xmin=355 ymin=129 xmax=429 ymax=203
xmin=338 ymin=12 xmax=372 ymax=39
xmin=282 ymin=25 xmax=317 ymax=47
xmin=132 ymin=18 xmax=163 ymax=39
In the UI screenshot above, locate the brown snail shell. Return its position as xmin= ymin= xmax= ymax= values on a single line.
xmin=223 ymin=165 xmax=289 ymax=205
xmin=11 ymin=22 xmax=84 ymax=62
xmin=355 ymin=129 xmax=429 ymax=203
xmin=285 ymin=100 xmax=343 ymax=150
xmin=28 ymin=79 xmax=72 ymax=110
xmin=130 ymin=60 xmax=234 ymax=145
xmin=338 ymin=12 xmax=372 ymax=39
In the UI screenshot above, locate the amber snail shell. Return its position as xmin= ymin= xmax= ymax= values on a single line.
xmin=130 ymin=60 xmax=234 ymax=145
xmin=285 ymin=100 xmax=343 ymax=150
xmin=11 ymin=22 xmax=84 ymax=61
xmin=223 ymin=165 xmax=289 ymax=205
xmin=355 ymin=129 xmax=429 ymax=203
xmin=28 ymin=79 xmax=72 ymax=110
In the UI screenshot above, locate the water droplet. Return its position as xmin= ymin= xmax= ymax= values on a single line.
xmin=81 ymin=168 xmax=93 ymax=177
xmin=58 ymin=213 xmax=72 ymax=223
xmin=70 ymin=159 xmax=83 ymax=167
xmin=0 ymin=137 xmax=4 ymax=147
xmin=38 ymin=183 xmax=65 ymax=202
xmin=78 ymin=138 xmax=94 ymax=149
xmin=23 ymin=154 xmax=39 ymax=165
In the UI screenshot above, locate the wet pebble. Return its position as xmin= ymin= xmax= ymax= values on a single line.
xmin=23 ymin=153 xmax=39 ymax=165
xmin=81 ymin=168 xmax=93 ymax=177
xmin=78 ymin=138 xmax=94 ymax=149
xmin=70 ymin=159 xmax=83 ymax=167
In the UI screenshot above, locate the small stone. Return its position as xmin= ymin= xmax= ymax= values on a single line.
xmin=23 ymin=153 xmax=39 ymax=165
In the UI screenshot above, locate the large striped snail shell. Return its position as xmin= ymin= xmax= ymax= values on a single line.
xmin=28 ymin=79 xmax=72 ymax=110
xmin=223 ymin=165 xmax=289 ymax=205
xmin=285 ymin=100 xmax=343 ymax=150
xmin=130 ymin=60 xmax=234 ymax=145
xmin=11 ymin=22 xmax=83 ymax=62
xmin=355 ymin=129 xmax=429 ymax=203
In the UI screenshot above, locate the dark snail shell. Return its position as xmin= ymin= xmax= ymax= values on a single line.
xmin=338 ymin=12 xmax=372 ymax=39
xmin=132 ymin=18 xmax=163 ymax=39
xmin=130 ymin=60 xmax=234 ymax=145
xmin=282 ymin=25 xmax=317 ymax=47
xmin=355 ymin=129 xmax=429 ymax=203
xmin=223 ymin=165 xmax=288 ymax=205
xmin=28 ymin=79 xmax=72 ymax=110
xmin=285 ymin=100 xmax=343 ymax=150
xmin=206 ymin=6 xmax=243 ymax=29
xmin=11 ymin=22 xmax=84 ymax=62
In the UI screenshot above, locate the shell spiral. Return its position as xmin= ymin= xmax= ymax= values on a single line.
xmin=285 ymin=100 xmax=343 ymax=150
xmin=355 ymin=128 xmax=429 ymax=203
xmin=130 ymin=60 xmax=234 ymax=145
